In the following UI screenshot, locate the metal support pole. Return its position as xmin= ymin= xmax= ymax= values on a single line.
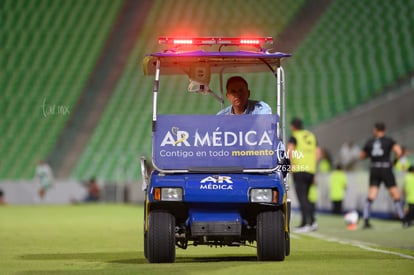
xmin=280 ymin=66 xmax=286 ymax=144
xmin=152 ymin=59 xmax=160 ymax=132
xmin=276 ymin=66 xmax=282 ymax=140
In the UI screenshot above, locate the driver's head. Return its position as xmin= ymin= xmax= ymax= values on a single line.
xmin=226 ymin=76 xmax=250 ymax=114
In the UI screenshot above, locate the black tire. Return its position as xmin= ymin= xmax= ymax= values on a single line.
xmin=147 ymin=211 xmax=176 ymax=263
xmin=257 ymin=211 xmax=285 ymax=261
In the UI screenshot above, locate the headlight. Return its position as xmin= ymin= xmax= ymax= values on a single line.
xmin=250 ymin=189 xmax=272 ymax=203
xmin=154 ymin=187 xmax=183 ymax=201
xmin=250 ymin=189 xmax=279 ymax=203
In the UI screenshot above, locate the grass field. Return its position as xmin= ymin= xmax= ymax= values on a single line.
xmin=1 ymin=204 xmax=413 ymax=274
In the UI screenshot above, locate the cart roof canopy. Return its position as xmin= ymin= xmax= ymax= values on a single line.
xmin=143 ymin=50 xmax=291 ymax=76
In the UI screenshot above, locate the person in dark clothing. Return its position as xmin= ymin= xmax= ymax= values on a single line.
xmin=329 ymin=164 xmax=347 ymax=215
xmin=0 ymin=189 xmax=6 ymax=205
xmin=359 ymin=122 xmax=404 ymax=228
xmin=84 ymin=177 xmax=100 ymax=202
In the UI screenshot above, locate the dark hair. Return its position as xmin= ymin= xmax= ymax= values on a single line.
xmin=408 ymin=165 xmax=414 ymax=172
xmin=291 ymin=117 xmax=303 ymax=129
xmin=226 ymin=76 xmax=248 ymax=90
xmin=374 ymin=122 xmax=386 ymax=131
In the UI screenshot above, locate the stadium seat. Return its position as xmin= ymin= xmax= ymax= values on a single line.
xmin=283 ymin=0 xmax=414 ymax=126
xmin=1 ymin=0 xmax=123 ymax=179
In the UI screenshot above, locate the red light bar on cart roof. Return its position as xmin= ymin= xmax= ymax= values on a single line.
xmin=158 ymin=36 xmax=273 ymax=46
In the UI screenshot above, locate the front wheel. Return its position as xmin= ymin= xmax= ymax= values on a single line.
xmin=257 ymin=211 xmax=285 ymax=261
xmin=147 ymin=211 xmax=176 ymax=263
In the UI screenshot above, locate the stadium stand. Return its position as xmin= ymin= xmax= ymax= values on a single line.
xmin=283 ymin=0 xmax=414 ymax=126
xmin=47 ymin=0 xmax=153 ymax=179
xmin=1 ymin=0 xmax=123 ymax=179
xmin=3 ymin=0 xmax=413 ymax=183
xmin=72 ymin=0 xmax=414 ymax=182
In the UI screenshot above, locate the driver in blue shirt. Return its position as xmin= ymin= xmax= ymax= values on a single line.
xmin=217 ymin=76 xmax=272 ymax=115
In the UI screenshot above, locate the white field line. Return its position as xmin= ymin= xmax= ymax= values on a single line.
xmin=298 ymin=232 xmax=414 ymax=260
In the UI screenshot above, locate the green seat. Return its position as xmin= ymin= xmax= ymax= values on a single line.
xmin=1 ymin=0 xmax=123 ymax=179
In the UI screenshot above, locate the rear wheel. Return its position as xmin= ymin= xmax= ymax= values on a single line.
xmin=147 ymin=211 xmax=176 ymax=263
xmin=257 ymin=211 xmax=285 ymax=261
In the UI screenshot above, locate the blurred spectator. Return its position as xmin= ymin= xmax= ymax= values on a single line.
xmin=0 ymin=189 xmax=6 ymax=205
xmin=395 ymin=146 xmax=411 ymax=172
xmin=84 ymin=177 xmax=100 ymax=202
xmin=318 ymin=148 xmax=332 ymax=173
xmin=34 ymin=160 xmax=54 ymax=199
xmin=329 ymin=164 xmax=347 ymax=215
xmin=403 ymin=165 xmax=414 ymax=228
xmin=339 ymin=141 xmax=360 ymax=171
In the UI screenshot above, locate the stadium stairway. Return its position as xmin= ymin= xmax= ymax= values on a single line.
xmin=274 ymin=0 xmax=332 ymax=53
xmin=48 ymin=0 xmax=153 ymax=178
